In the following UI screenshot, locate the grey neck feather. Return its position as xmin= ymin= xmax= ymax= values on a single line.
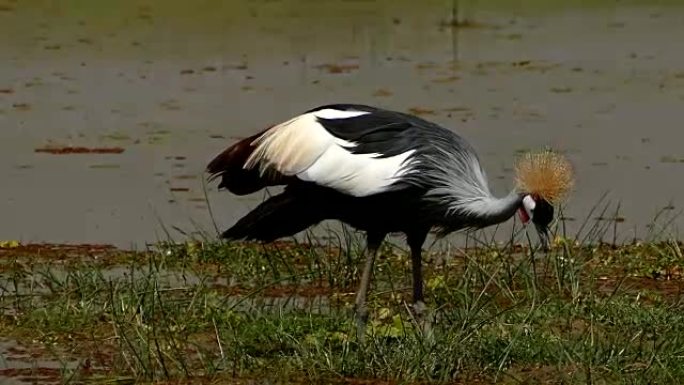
xmin=450 ymin=190 xmax=525 ymax=227
xmin=400 ymin=132 xmax=525 ymax=228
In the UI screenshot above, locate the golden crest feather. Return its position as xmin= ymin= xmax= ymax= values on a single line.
xmin=514 ymin=149 xmax=574 ymax=204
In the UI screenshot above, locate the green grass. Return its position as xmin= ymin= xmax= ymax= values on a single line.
xmin=0 ymin=230 xmax=683 ymax=384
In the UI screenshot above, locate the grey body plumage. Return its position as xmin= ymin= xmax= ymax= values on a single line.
xmin=305 ymin=104 xmax=525 ymax=232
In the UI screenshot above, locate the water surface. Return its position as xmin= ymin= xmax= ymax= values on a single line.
xmin=2 ymin=0 xmax=684 ymax=247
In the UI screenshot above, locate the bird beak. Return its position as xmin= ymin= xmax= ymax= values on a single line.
xmin=535 ymin=223 xmax=550 ymax=252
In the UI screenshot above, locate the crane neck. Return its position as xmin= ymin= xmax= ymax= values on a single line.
xmin=452 ymin=190 xmax=525 ymax=227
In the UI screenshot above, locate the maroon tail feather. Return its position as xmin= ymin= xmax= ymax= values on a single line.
xmin=206 ymin=130 xmax=294 ymax=195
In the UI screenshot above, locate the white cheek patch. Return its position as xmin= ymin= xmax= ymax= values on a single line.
xmin=522 ymin=195 xmax=536 ymax=219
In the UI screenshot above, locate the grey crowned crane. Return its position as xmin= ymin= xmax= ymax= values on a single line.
xmin=207 ymin=104 xmax=573 ymax=333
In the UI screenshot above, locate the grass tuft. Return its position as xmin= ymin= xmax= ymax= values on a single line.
xmin=1 ymin=216 xmax=684 ymax=383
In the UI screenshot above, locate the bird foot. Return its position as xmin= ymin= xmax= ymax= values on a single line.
xmin=411 ymin=301 xmax=433 ymax=337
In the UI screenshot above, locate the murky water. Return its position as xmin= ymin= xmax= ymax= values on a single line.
xmin=0 ymin=338 xmax=79 ymax=384
xmin=2 ymin=0 xmax=684 ymax=248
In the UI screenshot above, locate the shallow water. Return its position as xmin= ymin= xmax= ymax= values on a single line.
xmin=2 ymin=0 xmax=684 ymax=248
xmin=0 ymin=338 xmax=79 ymax=384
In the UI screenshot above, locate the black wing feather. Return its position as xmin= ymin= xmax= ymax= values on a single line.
xmin=307 ymin=104 xmax=455 ymax=158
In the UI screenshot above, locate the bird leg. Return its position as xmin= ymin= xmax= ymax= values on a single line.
xmin=411 ymin=244 xmax=425 ymax=311
xmin=354 ymin=234 xmax=383 ymax=342
xmin=408 ymin=231 xmax=431 ymax=334
xmin=410 ymin=243 xmax=429 ymax=329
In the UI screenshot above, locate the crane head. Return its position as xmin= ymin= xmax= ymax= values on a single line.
xmin=518 ymin=194 xmax=553 ymax=251
xmin=514 ymin=149 xmax=573 ymax=251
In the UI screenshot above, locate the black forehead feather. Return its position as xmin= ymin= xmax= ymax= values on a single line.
xmin=533 ymin=199 xmax=554 ymax=227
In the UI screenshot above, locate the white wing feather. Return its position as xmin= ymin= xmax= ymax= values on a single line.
xmin=244 ymin=109 xmax=415 ymax=197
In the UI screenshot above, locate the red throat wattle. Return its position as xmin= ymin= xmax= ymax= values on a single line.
xmin=518 ymin=207 xmax=530 ymax=224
